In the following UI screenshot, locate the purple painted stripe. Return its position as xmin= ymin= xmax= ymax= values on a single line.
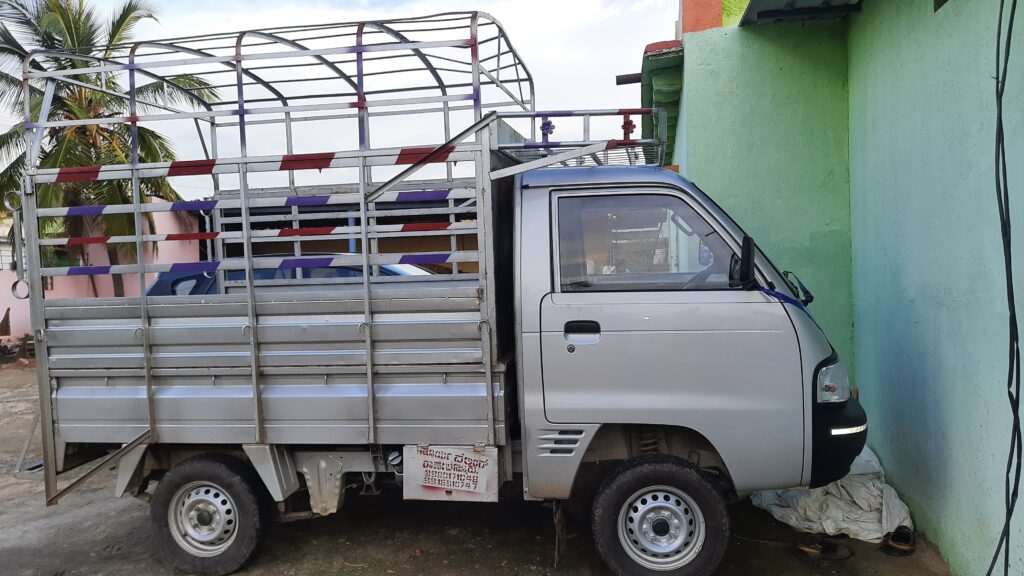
xmin=537 ymin=110 xmax=574 ymax=117
xmin=66 ymin=205 xmax=105 ymax=217
xmin=285 ymin=195 xmax=330 ymax=207
xmin=170 ymin=261 xmax=220 ymax=274
xmin=395 ymin=189 xmax=450 ymax=203
xmin=399 ymin=253 xmax=450 ymax=265
xmin=171 ymin=200 xmax=218 ymax=212
xmin=279 ymin=257 xmax=334 ymax=269
xmin=67 ymin=265 xmax=111 ymax=276
xmin=522 ymin=141 xmax=564 ymax=148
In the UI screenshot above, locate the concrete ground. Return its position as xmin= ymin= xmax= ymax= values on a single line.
xmin=0 ymin=367 xmax=951 ymax=576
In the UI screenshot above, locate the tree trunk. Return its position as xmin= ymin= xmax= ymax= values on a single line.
xmin=107 ymin=246 xmax=124 ymax=297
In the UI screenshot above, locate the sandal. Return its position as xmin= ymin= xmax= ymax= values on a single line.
xmin=882 ymin=526 xmax=916 ymax=557
xmin=795 ymin=536 xmax=855 ymax=561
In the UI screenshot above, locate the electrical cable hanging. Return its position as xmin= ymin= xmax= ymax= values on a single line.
xmin=986 ymin=1 xmax=1021 ymax=575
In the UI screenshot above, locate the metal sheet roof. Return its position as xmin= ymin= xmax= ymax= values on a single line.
xmin=741 ymin=0 xmax=861 ymax=25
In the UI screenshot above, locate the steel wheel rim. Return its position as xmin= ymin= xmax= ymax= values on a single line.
xmin=617 ymin=484 xmax=706 ymax=571
xmin=168 ymin=481 xmax=239 ymax=557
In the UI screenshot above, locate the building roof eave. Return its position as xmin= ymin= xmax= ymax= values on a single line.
xmin=740 ymin=0 xmax=862 ymax=26
xmin=640 ymin=41 xmax=683 ymax=166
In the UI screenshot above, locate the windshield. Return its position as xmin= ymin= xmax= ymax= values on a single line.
xmin=685 ymin=181 xmax=797 ymax=298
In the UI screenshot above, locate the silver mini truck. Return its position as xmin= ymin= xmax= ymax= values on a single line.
xmin=14 ymin=12 xmax=866 ymax=576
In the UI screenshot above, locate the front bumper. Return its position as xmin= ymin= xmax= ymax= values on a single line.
xmin=809 ymin=397 xmax=867 ymax=488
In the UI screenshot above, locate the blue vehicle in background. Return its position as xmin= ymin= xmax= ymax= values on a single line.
xmin=147 ymin=256 xmax=429 ymax=296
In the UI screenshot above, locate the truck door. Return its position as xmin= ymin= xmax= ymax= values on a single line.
xmin=539 ymin=188 xmax=805 ymax=490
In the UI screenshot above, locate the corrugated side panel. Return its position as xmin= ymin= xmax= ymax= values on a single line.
xmin=45 ymin=280 xmax=504 ymax=447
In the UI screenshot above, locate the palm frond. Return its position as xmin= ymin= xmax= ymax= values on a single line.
xmin=0 ymin=122 xmax=27 ymax=168
xmin=103 ymin=0 xmax=155 ymax=56
xmin=0 ymin=151 xmax=26 ymax=200
xmin=135 ymin=73 xmax=220 ymax=111
xmin=133 ymin=124 xmax=175 ymax=162
xmin=0 ymin=20 xmax=48 ymax=76
xmin=0 ymin=0 xmax=57 ymax=51
xmin=0 ymin=71 xmax=34 ymax=117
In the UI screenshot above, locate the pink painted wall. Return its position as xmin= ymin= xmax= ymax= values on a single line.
xmin=0 ymin=199 xmax=201 ymax=340
xmin=70 ymin=206 xmax=200 ymax=298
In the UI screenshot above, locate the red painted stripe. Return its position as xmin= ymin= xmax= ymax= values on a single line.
xmin=401 ymin=222 xmax=451 ymax=232
xmin=395 ymin=145 xmax=455 ymax=166
xmin=168 ymin=159 xmax=217 ymax=177
xmin=66 ymin=236 xmax=111 ymax=245
xmin=279 ymin=226 xmax=336 ymax=237
xmin=280 ymin=153 xmax=335 ymax=171
xmin=617 ymin=108 xmax=653 ymax=115
xmin=55 ymin=166 xmax=101 ymax=183
xmin=165 ymin=232 xmax=219 ymax=241
xmin=607 ymin=139 xmax=639 ymax=149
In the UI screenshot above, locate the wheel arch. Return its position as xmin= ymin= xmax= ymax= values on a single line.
xmin=567 ymin=424 xmax=737 ymax=513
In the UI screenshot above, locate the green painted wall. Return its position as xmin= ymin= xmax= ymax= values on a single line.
xmin=847 ymin=1 xmax=1024 ymax=573
xmin=677 ymin=4 xmax=1024 ymax=572
xmin=681 ymin=22 xmax=855 ymax=366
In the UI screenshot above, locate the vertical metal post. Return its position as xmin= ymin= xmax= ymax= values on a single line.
xmin=128 ymin=47 xmax=157 ymax=443
xmin=209 ymin=117 xmax=225 ymax=288
xmin=283 ymin=108 xmax=303 ymax=275
xmin=476 ymin=124 xmax=497 ymax=446
xmin=21 ymin=177 xmax=58 ymax=503
xmin=471 ymin=14 xmax=495 ymax=445
xmin=235 ymin=35 xmax=265 ymax=444
xmin=356 ymin=23 xmax=377 ymax=444
xmin=470 ymin=12 xmax=482 ymax=122
xmin=11 ymin=209 xmax=24 ymax=282
xmin=20 ymin=58 xmax=58 ymax=503
xmin=209 ymin=117 xmax=221 ymax=195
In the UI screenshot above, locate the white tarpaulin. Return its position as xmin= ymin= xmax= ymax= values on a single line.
xmin=751 ymin=447 xmax=913 ymax=543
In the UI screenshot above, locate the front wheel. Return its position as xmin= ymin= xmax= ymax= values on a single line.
xmin=151 ymin=455 xmax=264 ymax=576
xmin=592 ymin=455 xmax=729 ymax=576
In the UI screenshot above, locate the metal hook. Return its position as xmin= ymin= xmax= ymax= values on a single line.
xmin=10 ymin=279 xmax=28 ymax=300
xmin=3 ymin=191 xmax=22 ymax=213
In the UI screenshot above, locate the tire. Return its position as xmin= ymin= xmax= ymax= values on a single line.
xmin=592 ymin=455 xmax=729 ymax=576
xmin=150 ymin=455 xmax=264 ymax=576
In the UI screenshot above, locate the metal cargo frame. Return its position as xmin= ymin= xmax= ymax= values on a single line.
xmin=14 ymin=11 xmax=667 ymax=504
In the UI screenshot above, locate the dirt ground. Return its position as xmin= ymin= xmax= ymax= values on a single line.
xmin=0 ymin=367 xmax=951 ymax=576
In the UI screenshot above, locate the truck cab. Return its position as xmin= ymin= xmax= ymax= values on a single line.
xmin=507 ymin=166 xmax=866 ymax=573
xmin=514 ymin=166 xmax=866 ymax=497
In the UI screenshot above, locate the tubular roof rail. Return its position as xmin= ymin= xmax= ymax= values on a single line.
xmin=21 ymin=11 xmax=534 ymax=138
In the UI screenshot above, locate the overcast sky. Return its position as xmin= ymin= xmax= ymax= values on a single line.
xmin=7 ymin=0 xmax=676 ymax=115
xmin=4 ymin=0 xmax=678 ymax=197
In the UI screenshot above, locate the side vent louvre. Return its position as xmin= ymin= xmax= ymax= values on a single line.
xmin=538 ymin=429 xmax=585 ymax=456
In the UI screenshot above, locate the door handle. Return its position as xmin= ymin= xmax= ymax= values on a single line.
xmin=564 ymin=320 xmax=600 ymax=334
xmin=563 ymin=320 xmax=601 ymax=348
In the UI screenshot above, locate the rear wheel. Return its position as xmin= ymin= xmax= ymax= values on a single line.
xmin=151 ymin=455 xmax=264 ymax=576
xmin=592 ymin=455 xmax=728 ymax=576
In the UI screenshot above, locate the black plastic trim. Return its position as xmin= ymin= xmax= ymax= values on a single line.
xmin=810 ymin=396 xmax=868 ymax=488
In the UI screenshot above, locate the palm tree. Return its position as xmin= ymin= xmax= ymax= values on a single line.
xmin=0 ymin=0 xmax=216 ymax=296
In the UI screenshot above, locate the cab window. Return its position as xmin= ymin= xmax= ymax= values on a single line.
xmin=556 ymin=193 xmax=738 ymax=292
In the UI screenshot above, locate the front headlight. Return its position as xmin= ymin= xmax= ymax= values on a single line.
xmin=816 ymin=360 xmax=850 ymax=403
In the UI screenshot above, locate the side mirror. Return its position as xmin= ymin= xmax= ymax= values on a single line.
xmin=739 ymin=235 xmax=757 ymax=289
xmin=729 ymin=235 xmax=757 ymax=290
